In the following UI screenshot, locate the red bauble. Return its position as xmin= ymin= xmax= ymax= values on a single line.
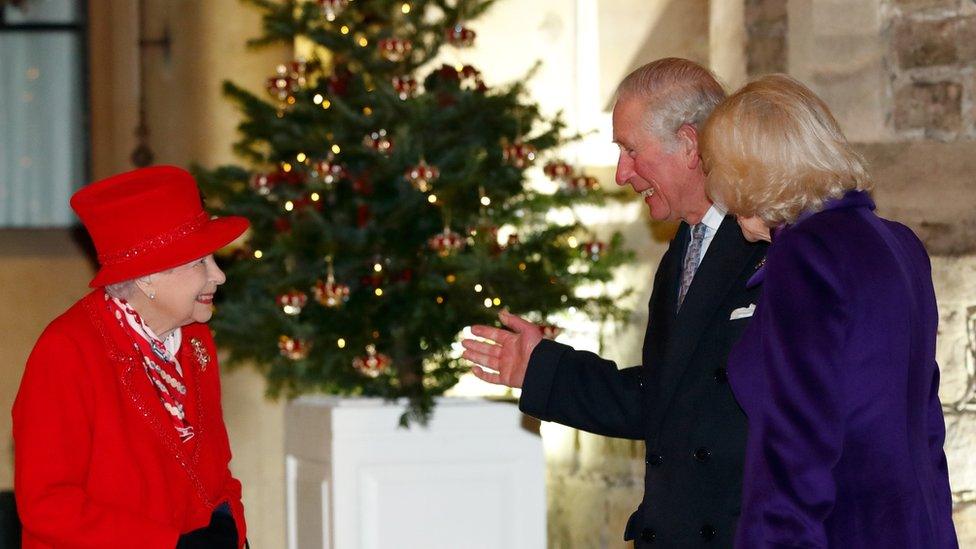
xmin=404 ymin=161 xmax=440 ymax=192
xmin=312 ymin=276 xmax=350 ymax=308
xmin=356 ymin=204 xmax=371 ymax=227
xmin=265 ymin=61 xmax=306 ymax=102
xmin=276 ymin=290 xmax=308 ymax=315
xmin=377 ymin=37 xmax=413 ymax=62
xmin=279 ymin=335 xmax=311 ymax=360
xmin=445 ymin=24 xmax=476 ymax=47
xmin=352 ymin=174 xmax=374 ymax=195
xmin=311 ymin=157 xmax=345 ymax=185
xmin=252 ymin=168 xmax=305 ymax=193
xmin=352 ymin=344 xmax=392 ymax=378
xmin=274 ymin=217 xmax=292 ymax=233
xmin=435 ymin=64 xmax=460 ymax=82
xmin=502 ymin=141 xmax=538 ymax=169
xmin=363 ymin=129 xmax=393 ymax=155
xmin=392 ymin=75 xmax=418 ymax=100
xmin=250 ymin=173 xmax=274 ymax=196
xmin=328 ymin=66 xmax=351 ymax=96
xmin=458 ymin=65 xmax=484 ymax=90
xmin=428 ymin=228 xmax=466 ymax=256
xmin=583 ymin=240 xmax=607 ymax=260
xmin=543 ymin=160 xmax=573 ymax=181
xmin=568 ymin=175 xmax=599 ymax=191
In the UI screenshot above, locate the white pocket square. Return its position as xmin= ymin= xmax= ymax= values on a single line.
xmin=729 ymin=304 xmax=756 ymax=320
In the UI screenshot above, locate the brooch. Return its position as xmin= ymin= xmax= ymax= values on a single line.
xmin=189 ymin=337 xmax=210 ymax=371
xmin=755 ymin=257 xmax=766 ymax=270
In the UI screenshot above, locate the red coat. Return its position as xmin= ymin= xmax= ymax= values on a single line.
xmin=13 ymin=290 xmax=246 ymax=548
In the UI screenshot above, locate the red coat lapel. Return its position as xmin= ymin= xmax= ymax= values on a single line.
xmin=82 ymin=292 xmax=215 ymax=509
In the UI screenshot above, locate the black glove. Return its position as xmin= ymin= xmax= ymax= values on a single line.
xmin=176 ymin=502 xmax=238 ymax=549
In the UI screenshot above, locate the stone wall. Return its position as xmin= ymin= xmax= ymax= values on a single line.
xmin=745 ymin=0 xmax=788 ymax=77
xmin=889 ymin=0 xmax=976 ymax=140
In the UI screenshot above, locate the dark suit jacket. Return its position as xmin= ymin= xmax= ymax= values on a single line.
xmin=520 ymin=215 xmax=768 ymax=547
xmin=729 ymin=192 xmax=957 ymax=547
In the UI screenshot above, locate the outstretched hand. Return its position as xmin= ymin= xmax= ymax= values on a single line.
xmin=461 ymin=310 xmax=544 ymax=388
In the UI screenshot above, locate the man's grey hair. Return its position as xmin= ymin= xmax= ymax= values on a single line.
xmin=615 ymin=58 xmax=727 ymax=148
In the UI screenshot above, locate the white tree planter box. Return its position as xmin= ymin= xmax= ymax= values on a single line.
xmin=285 ymin=396 xmax=546 ymax=549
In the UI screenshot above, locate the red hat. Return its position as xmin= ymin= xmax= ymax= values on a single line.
xmin=71 ymin=165 xmax=249 ymax=288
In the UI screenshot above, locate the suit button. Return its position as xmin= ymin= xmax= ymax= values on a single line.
xmin=694 ymin=447 xmax=711 ymax=463
xmin=700 ymin=524 xmax=716 ymax=540
xmin=713 ymin=367 xmax=728 ymax=383
xmin=640 ymin=528 xmax=656 ymax=542
xmin=647 ymin=454 xmax=664 ymax=467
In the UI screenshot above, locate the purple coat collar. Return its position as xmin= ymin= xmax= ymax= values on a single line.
xmin=747 ymin=190 xmax=875 ymax=288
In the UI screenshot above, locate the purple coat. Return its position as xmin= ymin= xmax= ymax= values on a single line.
xmin=729 ymin=191 xmax=957 ymax=548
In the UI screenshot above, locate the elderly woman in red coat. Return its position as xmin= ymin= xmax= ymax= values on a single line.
xmin=13 ymin=166 xmax=248 ymax=548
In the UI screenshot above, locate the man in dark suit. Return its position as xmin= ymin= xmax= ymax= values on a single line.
xmin=462 ymin=58 xmax=768 ymax=547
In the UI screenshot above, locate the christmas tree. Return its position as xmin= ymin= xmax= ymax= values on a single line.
xmin=197 ymin=0 xmax=632 ymax=424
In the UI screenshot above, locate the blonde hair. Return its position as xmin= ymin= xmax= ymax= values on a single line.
xmin=701 ymin=74 xmax=872 ymax=225
xmin=616 ymin=58 xmax=726 ymax=147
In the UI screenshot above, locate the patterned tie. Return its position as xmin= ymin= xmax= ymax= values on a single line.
xmin=677 ymin=223 xmax=707 ymax=311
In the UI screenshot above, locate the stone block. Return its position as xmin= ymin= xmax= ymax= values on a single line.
xmin=894 ymin=17 xmax=958 ymax=69
xmin=745 ymin=0 xmax=788 ymax=25
xmin=857 ymin=141 xmax=976 ymax=256
xmin=893 ymin=0 xmax=959 ymax=12
xmin=747 ymin=35 xmax=788 ymax=76
xmin=893 ymin=80 xmax=963 ymax=133
xmin=812 ymin=0 xmax=883 ymax=36
xmin=954 ymin=504 xmax=976 ymax=548
xmin=957 ymin=16 xmax=976 ymax=63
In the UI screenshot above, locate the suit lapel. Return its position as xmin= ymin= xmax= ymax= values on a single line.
xmin=642 ymin=224 xmax=685 ymax=364
xmin=647 ymin=216 xmax=763 ymax=436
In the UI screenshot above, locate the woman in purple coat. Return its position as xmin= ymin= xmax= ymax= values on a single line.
xmin=700 ymin=74 xmax=957 ymax=547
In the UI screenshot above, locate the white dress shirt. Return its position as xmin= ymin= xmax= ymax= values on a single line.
xmin=695 ymin=203 xmax=727 ymax=266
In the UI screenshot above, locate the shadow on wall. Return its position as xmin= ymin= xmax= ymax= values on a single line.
xmin=600 ymin=0 xmax=710 ymax=110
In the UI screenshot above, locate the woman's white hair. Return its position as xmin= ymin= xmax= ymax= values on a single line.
xmin=103 ymin=279 xmax=137 ymax=299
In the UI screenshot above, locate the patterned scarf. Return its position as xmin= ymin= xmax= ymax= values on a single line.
xmin=105 ymin=294 xmax=195 ymax=443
